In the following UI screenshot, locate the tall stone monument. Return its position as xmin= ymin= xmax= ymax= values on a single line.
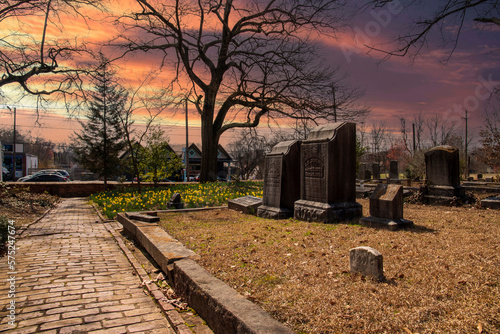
xmin=389 ymin=160 xmax=399 ymax=180
xmin=424 ymin=145 xmax=465 ymax=202
xmin=372 ymin=163 xmax=381 ymax=181
xmin=294 ymin=122 xmax=362 ymax=223
xmin=358 ymin=163 xmax=367 ymax=180
xmin=257 ymin=140 xmax=301 ymax=219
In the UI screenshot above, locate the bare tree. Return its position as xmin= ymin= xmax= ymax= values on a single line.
xmin=413 ymin=112 xmax=425 ymax=151
xmin=426 ymin=114 xmax=457 ymax=147
xmin=370 ymin=122 xmax=387 ymax=164
xmin=364 ymin=0 xmax=500 ymax=62
xmin=0 ymin=0 xmax=103 ymax=102
xmin=478 ymin=107 xmax=500 ymax=169
xmin=119 ymin=71 xmax=174 ymax=193
xmin=114 ymin=0 xmax=368 ymax=182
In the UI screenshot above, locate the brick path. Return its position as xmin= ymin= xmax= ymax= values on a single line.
xmin=0 ymin=198 xmax=175 ymax=333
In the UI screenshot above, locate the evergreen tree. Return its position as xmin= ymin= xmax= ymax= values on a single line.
xmin=71 ymin=56 xmax=127 ymax=189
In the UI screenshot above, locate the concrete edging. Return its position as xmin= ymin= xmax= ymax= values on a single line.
xmin=116 ymin=211 xmax=294 ymax=334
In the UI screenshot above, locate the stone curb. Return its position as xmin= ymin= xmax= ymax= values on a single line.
xmin=116 ymin=211 xmax=295 ymax=334
xmin=92 ymin=206 xmax=192 ymax=334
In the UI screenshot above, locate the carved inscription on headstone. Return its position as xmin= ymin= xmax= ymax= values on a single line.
xmin=302 ymin=143 xmax=327 ymax=203
xmin=262 ymin=156 xmax=283 ymax=208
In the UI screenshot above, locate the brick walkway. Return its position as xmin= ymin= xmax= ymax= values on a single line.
xmin=0 ymin=198 xmax=175 ymax=333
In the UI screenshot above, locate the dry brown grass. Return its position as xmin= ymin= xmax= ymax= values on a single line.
xmin=159 ymin=200 xmax=500 ymax=334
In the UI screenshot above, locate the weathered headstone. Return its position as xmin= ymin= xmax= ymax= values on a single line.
xmin=228 ymin=196 xmax=262 ymax=215
xmin=360 ymin=184 xmax=413 ymax=230
xmin=258 ymin=140 xmax=301 ymax=219
xmin=425 ymin=146 xmax=460 ymax=186
xmin=485 ymin=177 xmax=494 ymax=182
xmin=389 ymin=161 xmax=399 ymax=180
xmin=167 ymin=192 xmax=184 ymax=209
xmin=294 ymin=122 xmax=362 ymax=223
xmin=358 ymin=163 xmax=367 ymax=180
xmin=372 ymin=163 xmax=380 ymax=181
xmin=423 ymin=146 xmax=465 ymax=203
xmin=349 ymin=246 xmax=385 ymax=281
xmin=364 ymin=169 xmax=372 ymax=181
xmin=477 ymin=173 xmax=483 ymax=180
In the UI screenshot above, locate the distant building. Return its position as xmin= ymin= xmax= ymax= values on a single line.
xmin=171 ymin=143 xmax=233 ymax=181
xmin=2 ymin=143 xmax=38 ymax=179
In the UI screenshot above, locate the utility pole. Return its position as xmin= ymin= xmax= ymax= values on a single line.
xmin=185 ymin=98 xmax=189 ymax=182
xmin=7 ymin=106 xmax=17 ymax=180
xmin=412 ymin=123 xmax=416 ymax=155
xmin=463 ymin=110 xmax=469 ymax=179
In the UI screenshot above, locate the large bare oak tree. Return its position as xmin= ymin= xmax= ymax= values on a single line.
xmin=116 ymin=0 xmax=369 ymax=182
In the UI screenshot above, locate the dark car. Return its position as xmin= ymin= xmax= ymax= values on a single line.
xmin=19 ymin=173 xmax=69 ymax=182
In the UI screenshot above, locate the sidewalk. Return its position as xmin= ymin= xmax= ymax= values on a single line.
xmin=0 ymin=198 xmax=175 ymax=333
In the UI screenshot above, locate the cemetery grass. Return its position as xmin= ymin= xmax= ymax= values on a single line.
xmin=159 ymin=200 xmax=500 ymax=334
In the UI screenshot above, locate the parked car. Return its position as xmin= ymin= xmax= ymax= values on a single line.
xmin=45 ymin=169 xmax=70 ymax=179
xmin=18 ymin=169 xmax=70 ymax=182
xmin=18 ymin=173 xmax=69 ymax=182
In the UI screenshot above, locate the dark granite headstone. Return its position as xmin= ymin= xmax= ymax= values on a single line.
xmin=228 ymin=196 xmax=262 ymax=215
xmin=423 ymin=146 xmax=465 ymax=203
xmin=389 ymin=161 xmax=399 ymax=180
xmin=167 ymin=192 xmax=184 ymax=209
xmin=425 ymin=146 xmax=460 ymax=186
xmin=358 ymin=163 xmax=367 ymax=180
xmin=372 ymin=163 xmax=380 ymax=181
xmin=477 ymin=174 xmax=483 ymax=180
xmin=258 ymin=140 xmax=301 ymax=219
xmin=364 ymin=169 xmax=372 ymax=180
xmin=294 ymin=122 xmax=362 ymax=223
xmin=360 ymin=184 xmax=413 ymax=230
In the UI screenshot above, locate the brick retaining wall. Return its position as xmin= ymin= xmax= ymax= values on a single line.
xmin=5 ymin=181 xmax=174 ymax=197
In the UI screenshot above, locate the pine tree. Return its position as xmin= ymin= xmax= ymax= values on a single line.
xmin=71 ymin=56 xmax=127 ymax=189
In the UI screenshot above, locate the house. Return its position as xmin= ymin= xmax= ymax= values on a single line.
xmin=171 ymin=143 xmax=233 ymax=181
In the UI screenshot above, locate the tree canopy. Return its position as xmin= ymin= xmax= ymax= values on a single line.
xmin=115 ymin=0 xmax=370 ymax=181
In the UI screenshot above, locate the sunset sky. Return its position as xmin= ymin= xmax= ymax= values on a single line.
xmin=0 ymin=1 xmax=498 ymax=150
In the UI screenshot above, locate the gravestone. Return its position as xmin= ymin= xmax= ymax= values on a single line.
xmin=477 ymin=173 xmax=483 ymax=180
xmin=167 ymin=192 xmax=184 ymax=209
xmin=358 ymin=163 xmax=367 ymax=180
xmin=257 ymin=140 xmax=301 ymax=219
xmin=389 ymin=161 xmax=399 ymax=180
xmin=349 ymin=246 xmax=385 ymax=281
xmin=372 ymin=163 xmax=381 ymax=181
xmin=228 ymin=196 xmax=262 ymax=215
xmin=294 ymin=122 xmax=362 ymax=223
xmin=360 ymin=184 xmax=413 ymax=230
xmin=364 ymin=169 xmax=372 ymax=181
xmin=423 ymin=146 xmax=465 ymax=203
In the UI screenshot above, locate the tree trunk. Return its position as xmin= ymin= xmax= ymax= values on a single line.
xmin=200 ymin=111 xmax=219 ymax=182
